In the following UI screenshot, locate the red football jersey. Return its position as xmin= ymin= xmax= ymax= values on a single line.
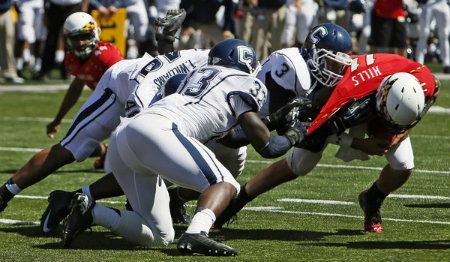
xmin=64 ymin=41 xmax=123 ymax=90
xmin=308 ymin=53 xmax=436 ymax=134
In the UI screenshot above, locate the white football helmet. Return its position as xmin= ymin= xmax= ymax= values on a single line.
xmin=376 ymin=72 xmax=425 ymax=130
xmin=63 ymin=12 xmax=100 ymax=59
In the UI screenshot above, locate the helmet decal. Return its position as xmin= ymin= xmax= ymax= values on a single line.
xmin=208 ymin=39 xmax=258 ymax=74
xmin=308 ymin=26 xmax=328 ymax=45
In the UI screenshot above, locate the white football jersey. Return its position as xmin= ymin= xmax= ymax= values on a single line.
xmin=257 ymin=47 xmax=312 ymax=117
xmin=146 ymin=65 xmax=267 ymax=142
xmin=108 ymin=54 xmax=154 ymax=104
xmin=125 ymin=49 xmax=209 ymax=110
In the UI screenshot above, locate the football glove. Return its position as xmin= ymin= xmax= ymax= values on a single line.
xmin=267 ymin=97 xmax=312 ymax=131
xmin=324 ymin=97 xmax=374 ymax=134
xmin=283 ymin=119 xmax=308 ymax=147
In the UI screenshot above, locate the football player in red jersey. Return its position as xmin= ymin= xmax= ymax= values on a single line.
xmin=46 ymin=12 xmax=123 ymax=169
xmin=214 ymin=53 xmax=439 ymax=233
xmin=0 ymin=12 xmax=122 ymax=215
xmin=46 ymin=12 xmax=123 ymax=139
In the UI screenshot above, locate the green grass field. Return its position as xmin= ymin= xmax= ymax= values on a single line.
xmin=0 ymin=79 xmax=449 ymax=261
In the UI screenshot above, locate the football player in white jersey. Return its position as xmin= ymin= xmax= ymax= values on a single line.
xmin=0 ymin=49 xmax=209 ymax=232
xmin=60 ymin=39 xmax=307 ymax=256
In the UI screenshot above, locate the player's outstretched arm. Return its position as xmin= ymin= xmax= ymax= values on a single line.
xmin=239 ymin=111 xmax=307 ymax=159
xmin=47 ymin=78 xmax=85 ymax=138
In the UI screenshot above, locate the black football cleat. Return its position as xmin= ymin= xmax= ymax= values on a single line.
xmin=177 ymin=231 xmax=237 ymax=256
xmin=0 ymin=194 xmax=8 ymax=213
xmin=40 ymin=190 xmax=75 ymax=234
xmin=168 ymin=189 xmax=191 ymax=224
xmin=61 ymin=193 xmax=94 ymax=248
xmin=0 ymin=185 xmax=14 ymax=213
xmin=359 ymin=191 xmax=383 ymax=233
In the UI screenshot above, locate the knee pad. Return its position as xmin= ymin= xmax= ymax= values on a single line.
xmin=286 ymin=147 xmax=322 ymax=176
xmin=385 ymin=137 xmax=414 ymax=171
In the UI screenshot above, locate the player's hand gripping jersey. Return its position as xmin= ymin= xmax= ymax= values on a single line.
xmin=146 ymin=66 xmax=267 ymax=143
xmin=308 ymin=54 xmax=438 ymax=135
xmin=124 ymin=49 xmax=209 ymax=117
xmin=64 ymin=41 xmax=123 ymax=89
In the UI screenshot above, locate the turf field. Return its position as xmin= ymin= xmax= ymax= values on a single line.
xmin=0 ymin=78 xmax=449 ymax=261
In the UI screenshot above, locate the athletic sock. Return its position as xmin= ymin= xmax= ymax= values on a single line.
xmin=5 ymin=179 xmax=22 ymax=195
xmin=81 ymin=186 xmax=93 ymax=200
xmin=366 ymin=182 xmax=388 ymax=206
xmin=185 ymin=208 xmax=216 ymax=234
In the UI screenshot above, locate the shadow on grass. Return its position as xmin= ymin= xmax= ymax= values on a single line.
xmin=0 ymin=224 xmax=186 ymax=254
xmin=212 ymin=228 xmax=364 ymax=242
xmin=1 ymin=223 xmax=365 ymax=252
xmin=298 ymin=240 xmax=450 ymax=250
xmin=404 ymin=203 xmax=450 ymax=208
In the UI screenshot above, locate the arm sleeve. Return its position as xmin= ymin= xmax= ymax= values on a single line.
xmin=258 ymin=135 xmax=292 ymax=159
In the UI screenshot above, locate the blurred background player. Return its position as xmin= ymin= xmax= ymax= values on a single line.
xmin=370 ymin=0 xmax=407 ymax=56
xmin=15 ymin=0 xmax=47 ymax=77
xmin=415 ymin=0 xmax=450 ymax=74
xmin=281 ymin=0 xmax=319 ymax=48
xmin=243 ymin=0 xmax=287 ymax=60
xmin=0 ymin=0 xmax=24 ymax=84
xmin=178 ymin=0 xmax=236 ymax=50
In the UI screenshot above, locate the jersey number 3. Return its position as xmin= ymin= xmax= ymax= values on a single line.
xmin=184 ymin=68 xmax=220 ymax=96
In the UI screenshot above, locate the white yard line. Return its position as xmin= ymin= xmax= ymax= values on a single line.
xmin=246 ymin=160 xmax=450 ymax=175
xmin=253 ymin=209 xmax=450 ymax=225
xmin=2 ymin=116 xmax=450 ymax=139
xmin=278 ymin=199 xmax=354 ymax=205
xmin=0 ymin=146 xmax=448 ymax=175
xmin=0 ymin=116 xmax=71 ymax=124
xmin=428 ymin=106 xmax=450 ymax=115
xmin=389 ymin=194 xmax=450 ymax=200
xmin=0 ymin=84 xmax=71 ymax=93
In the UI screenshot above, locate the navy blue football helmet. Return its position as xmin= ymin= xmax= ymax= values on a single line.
xmin=304 ymin=23 xmax=353 ymax=88
xmin=208 ymin=39 xmax=259 ymax=74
